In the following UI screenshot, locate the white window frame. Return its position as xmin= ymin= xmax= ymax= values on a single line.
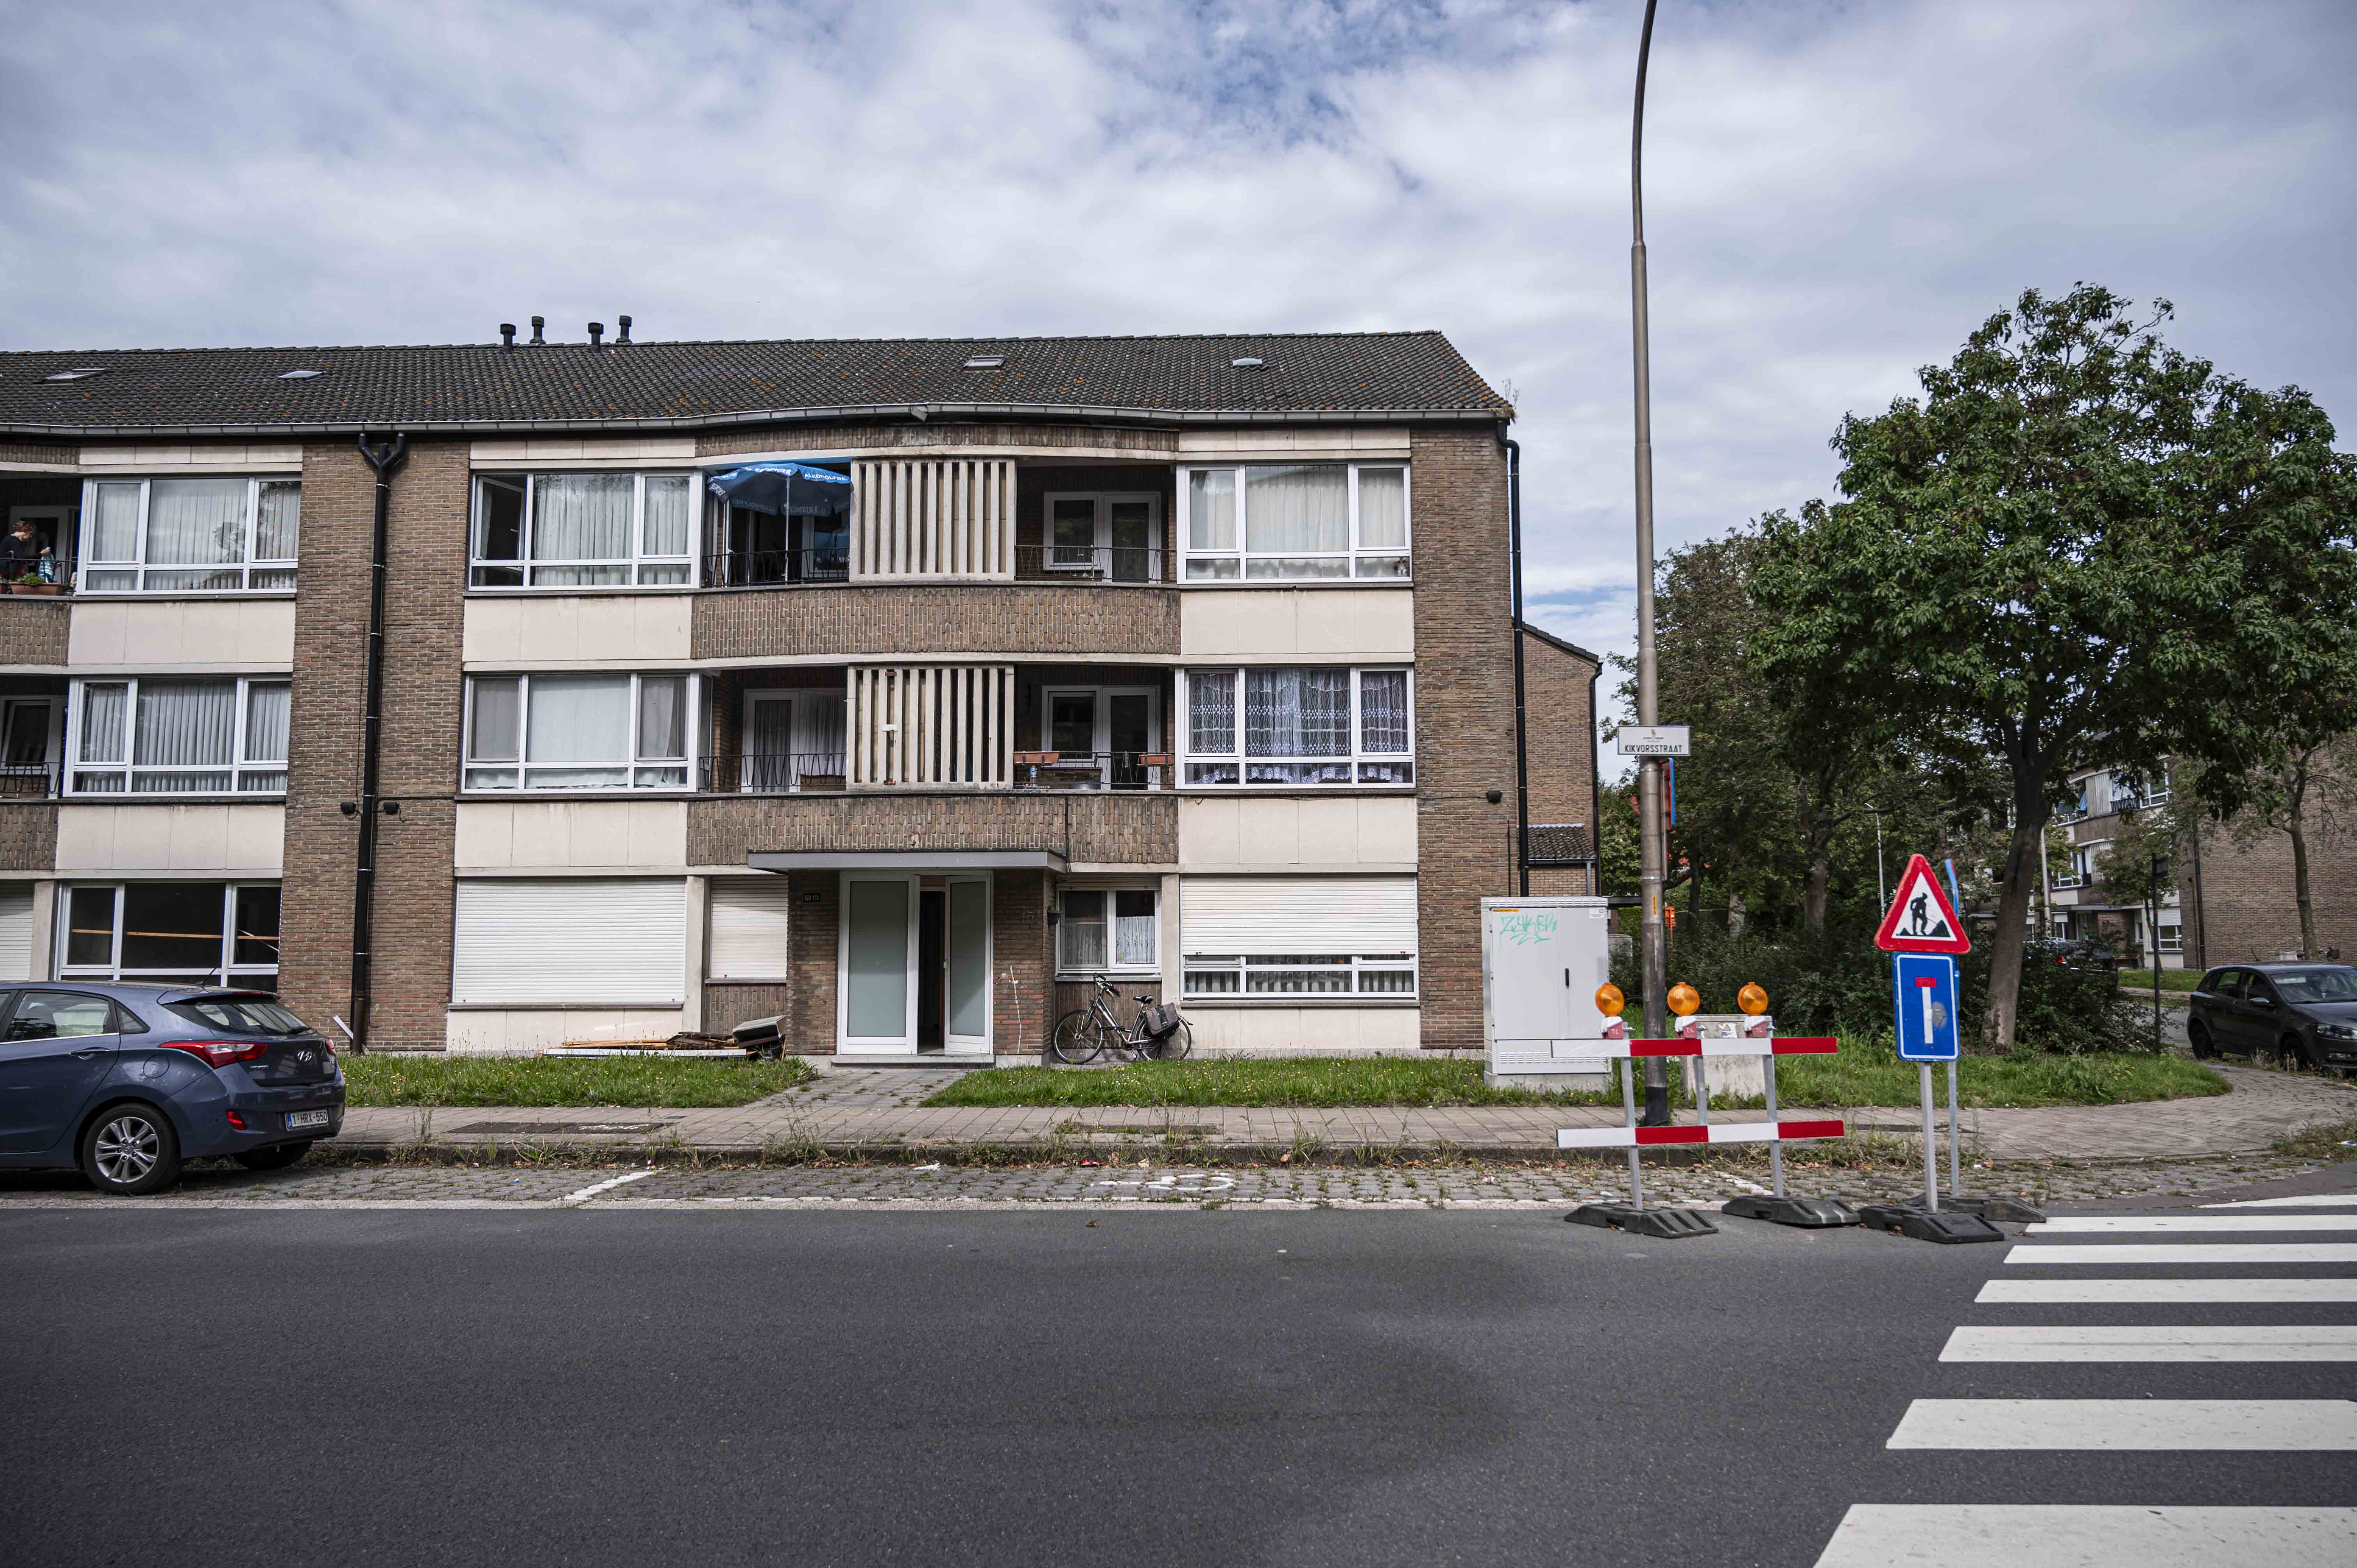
xmin=56 ymin=880 xmax=281 ymax=988
xmin=1181 ymin=952 xmax=1417 ymax=1000
xmin=461 ymin=672 xmax=700 ymax=792
xmin=64 ymin=676 xmax=290 ymax=797
xmin=1178 ymin=666 xmax=1413 ymax=788
xmin=1177 ymin=463 xmax=1410 ymax=582
xmin=1040 ymin=491 xmax=1163 ymax=578
xmin=75 ymin=477 xmax=299 ymax=594
xmin=468 ymin=471 xmax=698 ymax=590
xmin=1055 ymin=885 xmax=1161 ymax=976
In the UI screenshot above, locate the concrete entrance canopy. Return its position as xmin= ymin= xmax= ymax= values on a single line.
xmin=746 ymin=850 xmax=1069 ymax=872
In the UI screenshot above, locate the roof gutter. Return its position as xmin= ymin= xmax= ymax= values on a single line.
xmin=0 ymin=403 xmax=1509 ymax=442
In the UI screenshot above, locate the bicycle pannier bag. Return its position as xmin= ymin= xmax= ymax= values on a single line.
xmin=1139 ymin=1002 xmax=1184 ymax=1039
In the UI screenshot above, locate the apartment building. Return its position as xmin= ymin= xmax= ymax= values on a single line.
xmin=0 ymin=330 xmax=1596 ymax=1059
xmin=2047 ymin=764 xmax=2184 ymax=966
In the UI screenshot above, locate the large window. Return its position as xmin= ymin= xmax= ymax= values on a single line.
xmin=68 ymin=677 xmax=288 ymax=795
xmin=1179 ymin=876 xmax=1417 ymax=999
xmin=59 ymin=881 xmax=280 ymax=989
xmin=79 ymin=477 xmax=299 ymax=592
xmin=470 ymin=471 xmax=694 ymax=588
xmin=1182 ymin=667 xmax=1412 ymax=786
xmin=463 ymin=673 xmax=694 ymax=790
xmin=1179 ymin=464 xmax=1408 ymax=581
xmin=1057 ymin=887 xmax=1158 ymax=975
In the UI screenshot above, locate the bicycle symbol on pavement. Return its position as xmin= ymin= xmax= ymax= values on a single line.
xmin=1088 ymin=1172 xmax=1237 ymax=1194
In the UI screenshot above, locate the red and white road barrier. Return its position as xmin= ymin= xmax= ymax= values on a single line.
xmin=1557 ymin=1118 xmax=1846 ymax=1150
xmin=1495 ymin=1035 xmax=1838 ymax=1058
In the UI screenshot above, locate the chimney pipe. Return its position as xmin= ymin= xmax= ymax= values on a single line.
xmin=499 ymin=323 xmax=516 ymax=350
xmin=587 ymin=321 xmax=604 ymax=348
xmin=616 ymin=314 xmax=633 ymax=345
xmin=529 ymin=315 xmax=545 ymax=345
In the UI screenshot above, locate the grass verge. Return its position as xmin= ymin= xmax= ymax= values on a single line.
xmin=343 ymin=1053 xmax=812 ymax=1109
xmin=921 ymin=1048 xmax=2227 ymax=1111
xmin=2118 ymin=969 xmax=2202 ymax=993
xmin=2272 ymin=1118 xmax=2357 ymax=1162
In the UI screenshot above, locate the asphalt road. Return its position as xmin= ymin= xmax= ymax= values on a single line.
xmin=3 ymin=1178 xmax=2353 ymax=1567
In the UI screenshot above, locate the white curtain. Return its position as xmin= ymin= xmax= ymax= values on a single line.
xmin=255 ymin=481 xmax=301 ymax=560
xmin=467 ymin=678 xmax=521 ymax=761
xmin=1058 ymin=890 xmax=1107 ymax=971
xmin=143 ymin=479 xmax=247 ymax=565
xmin=242 ymin=683 xmax=290 ymax=763
xmin=78 ymin=683 xmax=128 ymax=761
xmin=1359 ymin=670 xmax=1409 ymax=753
xmin=1187 ymin=672 xmax=1236 ymax=754
xmin=636 ymin=677 xmax=685 ymax=761
xmin=1246 ymin=668 xmax=1348 ymax=757
xmin=525 ymin=676 xmax=631 ymax=784
xmin=135 ymin=681 xmax=235 ymax=765
xmin=1188 ymin=470 xmax=1237 ymax=550
xmin=1357 ymin=468 xmax=1406 ymax=549
xmin=641 ymin=475 xmax=691 ymax=557
xmin=1244 ymin=466 xmax=1348 ymax=553
xmin=91 ymin=483 xmax=143 ymax=562
xmin=531 ymin=474 xmax=633 ymax=561
xmin=1113 ymin=890 xmax=1157 ymax=967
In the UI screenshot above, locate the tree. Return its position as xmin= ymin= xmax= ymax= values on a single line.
xmin=1753 ymin=285 xmax=2357 ymax=1048
xmin=2194 ymin=738 xmax=2356 ymax=959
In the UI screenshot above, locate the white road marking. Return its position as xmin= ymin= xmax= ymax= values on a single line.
xmin=562 ymin=1169 xmax=657 ymax=1203
xmin=2031 ymin=1215 xmax=2357 ymax=1233
xmin=1977 ymin=1278 xmax=2357 ymax=1303
xmin=1942 ymin=1325 xmax=2357 ymax=1362
xmin=1812 ymin=1504 xmax=2357 ymax=1567
xmin=1886 ymin=1399 xmax=2357 ymax=1450
xmin=2205 ymin=1195 xmax=2357 ymax=1208
xmin=2008 ymin=1243 xmax=2357 ymax=1265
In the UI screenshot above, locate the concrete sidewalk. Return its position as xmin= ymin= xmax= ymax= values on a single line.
xmin=330 ymin=1062 xmax=2357 ymax=1165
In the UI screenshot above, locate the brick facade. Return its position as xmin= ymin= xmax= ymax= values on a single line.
xmin=693 ymin=583 xmax=1178 ymax=661
xmin=0 ymin=803 xmax=57 ymax=871
xmin=687 ymin=793 xmax=1176 ymax=869
xmin=0 ymin=601 xmax=70 ymax=667
xmin=277 ymin=440 xmax=467 ymax=1049
xmin=1410 ymin=429 xmax=1520 ymax=1047
xmin=2184 ymin=814 xmax=2357 ymax=966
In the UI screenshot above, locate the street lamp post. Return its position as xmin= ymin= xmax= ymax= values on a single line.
xmin=1630 ymin=0 xmax=1670 ymax=1121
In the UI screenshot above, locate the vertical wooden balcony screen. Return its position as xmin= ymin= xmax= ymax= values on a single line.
xmin=847 ymin=664 xmax=1015 ymax=789
xmin=850 ymin=459 xmax=1016 ymax=580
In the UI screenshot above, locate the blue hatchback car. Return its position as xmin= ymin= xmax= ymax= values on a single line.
xmin=0 ymin=984 xmax=343 ymax=1194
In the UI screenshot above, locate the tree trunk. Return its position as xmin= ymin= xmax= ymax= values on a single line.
xmin=1803 ymin=854 xmax=1830 ymax=934
xmin=1986 ymin=812 xmax=2045 ymax=1050
xmin=2288 ymin=805 xmax=2315 ymax=960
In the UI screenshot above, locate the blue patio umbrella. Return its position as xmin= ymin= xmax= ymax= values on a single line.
xmin=703 ymin=461 xmax=852 ymax=517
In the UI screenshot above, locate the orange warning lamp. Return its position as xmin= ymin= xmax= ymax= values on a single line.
xmin=1595 ymin=983 xmax=1626 ymax=1018
xmin=1737 ymin=982 xmax=1769 ymax=1017
xmin=1666 ymin=982 xmax=1700 ymax=1017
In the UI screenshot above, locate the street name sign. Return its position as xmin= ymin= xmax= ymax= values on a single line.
xmin=1619 ymin=726 xmax=1691 ymax=758
xmin=1874 ymin=853 xmax=1970 ymax=954
xmin=1893 ymin=953 xmax=1960 ymax=1063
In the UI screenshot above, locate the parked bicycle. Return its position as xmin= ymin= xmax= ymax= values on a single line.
xmin=1050 ymin=975 xmax=1192 ymax=1065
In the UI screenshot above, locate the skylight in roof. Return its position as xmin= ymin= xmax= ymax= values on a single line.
xmin=277 ymin=369 xmax=323 ymax=380
xmin=42 ymin=368 xmax=107 ymax=382
xmin=1230 ymin=355 xmax=1265 ymax=369
xmin=963 ymin=354 xmax=1005 ymax=369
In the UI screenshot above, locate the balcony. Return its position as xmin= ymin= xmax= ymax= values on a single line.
xmin=1013 ymin=544 xmax=1166 ymax=584
xmin=0 ymin=759 xmax=61 ymax=799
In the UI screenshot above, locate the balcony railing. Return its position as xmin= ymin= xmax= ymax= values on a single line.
xmin=1014 ymin=544 xmax=1166 ymax=583
xmin=0 ymin=555 xmax=74 ymax=597
xmin=1013 ymin=750 xmax=1172 ymax=791
xmin=0 ymin=760 xmax=61 ymax=799
xmin=702 ymin=548 xmax=850 ymax=589
xmin=701 ymin=753 xmax=848 ymax=793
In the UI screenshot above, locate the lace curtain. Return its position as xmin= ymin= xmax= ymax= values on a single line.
xmin=1246 ymin=668 xmax=1349 ymax=757
xmin=1359 ymin=670 xmax=1409 ymax=753
xmin=1187 ymin=672 xmax=1237 ymax=754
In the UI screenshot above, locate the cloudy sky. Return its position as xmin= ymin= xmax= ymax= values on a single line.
xmin=5 ymin=0 xmax=2353 ymax=764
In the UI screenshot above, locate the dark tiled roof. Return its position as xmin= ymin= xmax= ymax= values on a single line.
xmin=0 ymin=331 xmax=1510 ymax=436
xmin=1526 ymin=824 xmax=1595 ymax=865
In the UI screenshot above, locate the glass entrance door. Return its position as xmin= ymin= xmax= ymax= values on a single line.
xmin=840 ymin=876 xmax=913 ymax=1052
xmin=837 ymin=872 xmax=991 ymax=1056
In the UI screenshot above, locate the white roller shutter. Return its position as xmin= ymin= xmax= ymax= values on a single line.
xmin=452 ymin=878 xmax=686 ymax=1006
xmin=1181 ymin=876 xmax=1417 ymax=955
xmin=707 ymin=878 xmax=795 ymax=980
xmin=0 ymin=885 xmax=31 ymax=981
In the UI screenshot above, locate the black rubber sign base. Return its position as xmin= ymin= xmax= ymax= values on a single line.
xmin=1722 ymin=1194 xmax=1861 ymax=1228
xmin=1567 ymin=1204 xmax=1719 ymax=1238
xmin=1858 ymin=1202 xmax=2005 ymax=1244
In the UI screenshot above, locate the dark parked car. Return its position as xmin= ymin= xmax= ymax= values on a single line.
xmin=2187 ymin=963 xmax=2357 ymax=1073
xmin=0 ymin=985 xmax=343 ymax=1194
xmin=2029 ymin=938 xmax=2118 ymax=973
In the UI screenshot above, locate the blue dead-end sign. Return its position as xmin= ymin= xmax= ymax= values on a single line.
xmin=1893 ymin=953 xmax=1959 ymax=1062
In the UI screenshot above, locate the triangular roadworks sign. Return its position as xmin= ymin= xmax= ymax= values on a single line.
xmin=1874 ymin=853 xmax=1971 ymax=954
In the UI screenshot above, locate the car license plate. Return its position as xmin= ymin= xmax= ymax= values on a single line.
xmin=286 ymin=1109 xmax=332 ymax=1131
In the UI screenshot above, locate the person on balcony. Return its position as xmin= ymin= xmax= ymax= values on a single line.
xmin=0 ymin=518 xmax=54 ymax=584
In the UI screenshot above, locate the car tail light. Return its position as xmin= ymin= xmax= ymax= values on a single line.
xmin=161 ymin=1040 xmax=271 ymax=1069
xmin=224 ymin=1110 xmax=248 ymax=1129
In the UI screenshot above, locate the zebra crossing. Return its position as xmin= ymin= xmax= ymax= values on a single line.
xmin=1812 ymin=1192 xmax=2357 ymax=1566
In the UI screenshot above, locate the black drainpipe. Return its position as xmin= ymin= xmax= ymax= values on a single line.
xmin=1589 ymin=662 xmax=1604 ymax=895
xmin=348 ymin=433 xmax=408 ymax=1054
xmin=1499 ymin=426 xmax=1530 ymax=897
